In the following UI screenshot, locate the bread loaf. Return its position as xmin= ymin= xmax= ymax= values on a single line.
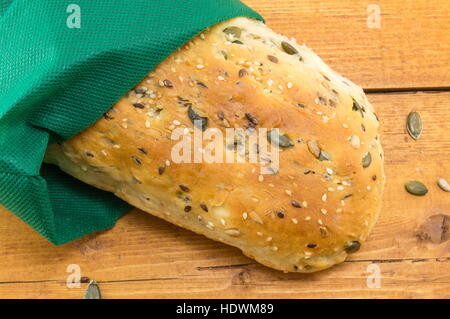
xmin=44 ymin=17 xmax=385 ymax=272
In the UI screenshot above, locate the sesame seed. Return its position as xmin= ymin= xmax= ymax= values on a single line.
xmin=121 ymin=123 xmax=128 ymax=129
xmin=266 ymin=237 xmax=273 ymax=242
xmin=217 ymin=76 xmax=225 ymax=81
xmin=272 ymin=246 xmax=279 ymax=252
xmin=165 ymin=160 xmax=171 ymax=166
xmin=196 ymin=64 xmax=205 ymax=69
xmin=257 ymin=232 xmax=263 ymax=237
xmin=322 ymin=194 xmax=327 ymax=202
xmin=342 ymin=123 xmax=349 ymax=128
xmin=285 ymin=190 xmax=292 ymax=196
xmin=321 ymin=209 xmax=327 ymax=215
xmin=336 ymin=208 xmax=343 ymax=213
xmin=287 ymin=82 xmax=293 ymax=89
xmin=305 ymin=216 xmax=311 ymax=221
xmin=113 ymin=144 xmax=121 ymax=149
xmin=206 ymin=222 xmax=215 ymax=230
xmin=249 ymin=211 xmax=263 ymax=224
xmin=291 ymin=218 xmax=298 ymax=224
xmin=220 ymin=219 xmax=226 ymax=226
xmin=302 ymin=201 xmax=308 ymax=207
xmin=242 ymin=212 xmax=248 ymax=220
xmin=258 ymin=175 xmax=264 ymax=182
xmin=173 ymin=120 xmax=181 ymax=125
xmin=328 ymin=187 xmax=335 ymax=192
xmin=326 ymin=168 xmax=333 ymax=175
xmin=367 ymin=186 xmax=372 ymax=191
xmin=337 ymin=185 xmax=344 ymax=191
xmin=318 ymin=219 xmax=323 ymax=225
xmin=101 ymin=150 xmax=107 ymax=156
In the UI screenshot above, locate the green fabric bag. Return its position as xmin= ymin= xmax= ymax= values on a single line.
xmin=0 ymin=0 xmax=263 ymax=245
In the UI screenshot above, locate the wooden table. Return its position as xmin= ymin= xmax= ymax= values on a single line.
xmin=1 ymin=0 xmax=449 ymax=299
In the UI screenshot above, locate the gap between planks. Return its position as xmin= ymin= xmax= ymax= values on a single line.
xmin=0 ymin=257 xmax=448 ymax=285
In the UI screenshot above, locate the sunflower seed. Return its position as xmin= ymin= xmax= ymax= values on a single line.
xmin=307 ymin=140 xmax=321 ymax=158
xmin=344 ymin=241 xmax=361 ymax=254
xmin=362 ymin=152 xmax=372 ymax=168
xmin=188 ymin=105 xmax=208 ymax=131
xmin=267 ymin=129 xmax=294 ymax=148
xmin=83 ymin=280 xmax=101 ymax=299
xmin=407 ymin=111 xmax=422 ymax=140
xmin=223 ymin=26 xmax=242 ymax=38
xmin=224 ymin=229 xmax=241 ymax=237
xmin=281 ymin=41 xmax=298 ymax=55
xmin=405 ymin=181 xmax=428 ymax=196
xmin=437 ymin=178 xmax=450 ymax=192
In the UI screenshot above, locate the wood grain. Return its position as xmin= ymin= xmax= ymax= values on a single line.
xmin=1 ymin=92 xmax=449 ymax=299
xmin=242 ymin=0 xmax=450 ymax=90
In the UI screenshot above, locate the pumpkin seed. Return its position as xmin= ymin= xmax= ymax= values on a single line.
xmin=267 ymin=129 xmax=294 ymax=148
xmin=352 ymin=99 xmax=365 ymax=117
xmin=406 ymin=111 xmax=422 ymax=140
xmin=83 ymin=280 xmax=101 ymax=299
xmin=223 ymin=26 xmax=242 ymax=38
xmin=362 ymin=152 xmax=372 ymax=168
xmin=220 ymin=50 xmax=228 ymax=60
xmin=405 ymin=181 xmax=428 ymax=196
xmin=437 ymin=178 xmax=450 ymax=192
xmin=318 ymin=150 xmax=331 ymax=161
xmin=281 ymin=41 xmax=298 ymax=55
xmin=188 ymin=105 xmax=208 ymax=131
xmin=344 ymin=241 xmax=361 ymax=253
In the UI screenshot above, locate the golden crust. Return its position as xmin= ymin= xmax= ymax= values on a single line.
xmin=44 ymin=17 xmax=385 ymax=272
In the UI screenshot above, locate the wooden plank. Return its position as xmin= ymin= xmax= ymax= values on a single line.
xmin=242 ymin=0 xmax=450 ymax=89
xmin=0 ymin=258 xmax=448 ymax=299
xmin=0 ymin=91 xmax=449 ymax=298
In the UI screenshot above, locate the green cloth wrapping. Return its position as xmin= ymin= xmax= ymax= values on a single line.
xmin=0 ymin=0 xmax=263 ymax=245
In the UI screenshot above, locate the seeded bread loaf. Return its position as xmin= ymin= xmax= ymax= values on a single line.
xmin=44 ymin=17 xmax=385 ymax=273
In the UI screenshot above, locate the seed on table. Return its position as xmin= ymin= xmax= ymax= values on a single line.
xmin=405 ymin=181 xmax=428 ymax=196
xmin=83 ymin=280 xmax=101 ymax=299
xmin=437 ymin=178 xmax=450 ymax=192
xmin=406 ymin=111 xmax=422 ymax=140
